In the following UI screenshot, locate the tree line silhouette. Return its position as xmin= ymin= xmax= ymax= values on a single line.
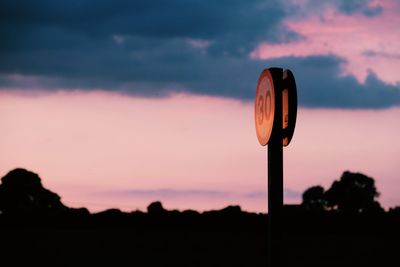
xmin=0 ymin=168 xmax=398 ymax=267
xmin=0 ymin=168 xmax=398 ymax=216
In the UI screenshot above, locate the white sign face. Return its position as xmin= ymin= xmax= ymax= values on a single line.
xmin=255 ymin=70 xmax=275 ymax=146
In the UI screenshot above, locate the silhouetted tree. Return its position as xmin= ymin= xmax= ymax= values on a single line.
xmin=302 ymin=185 xmax=327 ymax=212
xmin=147 ymin=201 xmax=166 ymax=215
xmin=324 ymin=171 xmax=383 ymax=214
xmin=0 ymin=168 xmax=68 ymax=215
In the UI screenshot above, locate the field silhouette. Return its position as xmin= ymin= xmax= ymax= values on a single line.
xmin=0 ymin=168 xmax=398 ymax=266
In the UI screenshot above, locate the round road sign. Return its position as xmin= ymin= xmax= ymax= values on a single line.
xmin=255 ymin=69 xmax=275 ymax=146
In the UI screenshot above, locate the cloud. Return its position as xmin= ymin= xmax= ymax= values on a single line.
xmin=338 ymin=0 xmax=383 ymax=17
xmin=252 ymin=0 xmax=399 ymax=84
xmin=119 ymin=189 xmax=231 ymax=198
xmin=0 ymin=0 xmax=398 ymax=108
xmin=104 ymin=188 xmax=302 ymax=200
xmin=362 ymin=50 xmax=400 ymax=59
xmin=244 ymin=188 xmax=301 ymax=200
xmin=266 ymin=55 xmax=400 ymax=108
xmin=284 ymin=0 xmax=383 ymax=18
xmin=0 ymin=0 xmax=291 ymax=56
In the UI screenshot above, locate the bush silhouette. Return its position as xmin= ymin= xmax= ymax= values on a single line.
xmin=325 ymin=171 xmax=383 ymax=214
xmin=302 ymin=171 xmax=384 ymax=214
xmin=147 ymin=201 xmax=166 ymax=215
xmin=302 ymin=185 xmax=326 ymax=212
xmin=0 ymin=168 xmax=68 ymax=215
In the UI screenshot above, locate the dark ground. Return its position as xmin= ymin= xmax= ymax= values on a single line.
xmin=0 ymin=208 xmax=398 ymax=267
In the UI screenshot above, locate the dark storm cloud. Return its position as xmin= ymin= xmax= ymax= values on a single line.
xmin=337 ymin=0 xmax=383 ymax=17
xmin=266 ymin=56 xmax=400 ymax=109
xmin=0 ymin=0 xmax=289 ymax=91
xmin=0 ymin=0 xmax=291 ymax=56
xmin=0 ymin=0 xmax=398 ymax=108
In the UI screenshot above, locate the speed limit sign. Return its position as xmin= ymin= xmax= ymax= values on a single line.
xmin=255 ymin=69 xmax=275 ymax=146
xmin=254 ymin=68 xmax=297 ymax=146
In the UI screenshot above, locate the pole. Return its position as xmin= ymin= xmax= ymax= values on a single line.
xmin=267 ymin=68 xmax=283 ymax=267
xmin=268 ymin=137 xmax=283 ymax=267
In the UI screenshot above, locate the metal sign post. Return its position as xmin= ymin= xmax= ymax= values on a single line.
xmin=254 ymin=68 xmax=297 ymax=267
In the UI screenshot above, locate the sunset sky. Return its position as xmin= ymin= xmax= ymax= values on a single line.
xmin=1 ymin=0 xmax=399 ymax=212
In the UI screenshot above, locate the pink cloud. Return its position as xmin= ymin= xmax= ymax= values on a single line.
xmin=251 ymin=0 xmax=400 ymax=84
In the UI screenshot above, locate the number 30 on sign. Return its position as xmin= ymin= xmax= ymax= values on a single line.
xmin=254 ymin=68 xmax=297 ymax=147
